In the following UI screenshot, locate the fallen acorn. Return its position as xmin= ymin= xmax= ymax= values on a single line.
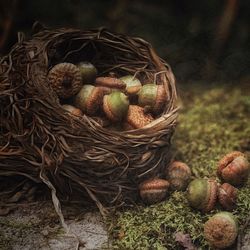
xmin=119 ymin=75 xmax=142 ymax=95
xmin=74 ymin=85 xmax=105 ymax=115
xmin=139 ymin=178 xmax=170 ymax=205
xmin=186 ymin=178 xmax=218 ymax=213
xmin=48 ymin=62 xmax=82 ymax=99
xmin=138 ymin=83 xmax=167 ymax=115
xmin=103 ymin=91 xmax=129 ymax=122
xmin=218 ymin=183 xmax=238 ymax=211
xmin=217 ymin=151 xmax=250 ymax=186
xmin=62 ymin=104 xmax=83 ymax=117
xmin=166 ymin=161 xmax=192 ymax=191
xmin=95 ymin=76 xmax=126 ymax=89
xmin=204 ymin=212 xmax=238 ymax=249
xmin=126 ymin=105 xmax=154 ymax=129
xmin=77 ymin=62 xmax=97 ymax=84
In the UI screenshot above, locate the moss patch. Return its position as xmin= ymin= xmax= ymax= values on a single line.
xmin=109 ymin=82 xmax=250 ymax=249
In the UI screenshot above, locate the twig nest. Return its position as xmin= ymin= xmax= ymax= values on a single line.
xmin=77 ymin=62 xmax=97 ymax=84
xmin=204 ymin=212 xmax=238 ymax=249
xmin=139 ymin=178 xmax=170 ymax=205
xmin=186 ymin=178 xmax=218 ymax=212
xmin=95 ymin=77 xmax=126 ymax=89
xmin=126 ymin=105 xmax=154 ymax=129
xmin=48 ymin=63 xmax=82 ymax=99
xmin=218 ymin=183 xmax=238 ymax=211
xmin=119 ymin=75 xmax=142 ymax=95
xmin=217 ymin=151 xmax=250 ymax=186
xmin=138 ymin=84 xmax=167 ymax=115
xmin=166 ymin=161 xmax=192 ymax=191
xmin=103 ymin=91 xmax=129 ymax=122
xmin=62 ymin=104 xmax=83 ymax=117
xmin=74 ymin=85 xmax=104 ymax=115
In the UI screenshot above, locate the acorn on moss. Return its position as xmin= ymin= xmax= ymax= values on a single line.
xmin=204 ymin=212 xmax=238 ymax=249
xmin=186 ymin=178 xmax=218 ymax=213
xmin=74 ymin=85 xmax=104 ymax=115
xmin=120 ymin=75 xmax=142 ymax=95
xmin=77 ymin=62 xmax=97 ymax=84
xmin=138 ymin=84 xmax=167 ymax=115
xmin=126 ymin=105 xmax=154 ymax=129
xmin=48 ymin=63 xmax=82 ymax=99
xmin=218 ymin=183 xmax=238 ymax=211
xmin=62 ymin=104 xmax=83 ymax=117
xmin=166 ymin=161 xmax=192 ymax=191
xmin=103 ymin=91 xmax=129 ymax=122
xmin=217 ymin=151 xmax=250 ymax=186
xmin=139 ymin=178 xmax=170 ymax=205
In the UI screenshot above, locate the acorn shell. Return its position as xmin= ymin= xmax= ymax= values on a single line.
xmin=48 ymin=63 xmax=82 ymax=99
xmin=139 ymin=178 xmax=170 ymax=205
xmin=166 ymin=161 xmax=192 ymax=191
xmin=204 ymin=212 xmax=238 ymax=249
xmin=62 ymin=104 xmax=83 ymax=117
xmin=218 ymin=183 xmax=238 ymax=211
xmin=138 ymin=84 xmax=167 ymax=115
xmin=74 ymin=85 xmax=104 ymax=115
xmin=126 ymin=105 xmax=154 ymax=129
xmin=77 ymin=62 xmax=97 ymax=84
xmin=217 ymin=151 xmax=250 ymax=186
xmin=119 ymin=75 xmax=142 ymax=95
xmin=186 ymin=179 xmax=218 ymax=212
xmin=95 ymin=77 xmax=126 ymax=89
xmin=103 ymin=91 xmax=129 ymax=122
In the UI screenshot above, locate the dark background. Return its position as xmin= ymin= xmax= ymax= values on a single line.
xmin=0 ymin=0 xmax=249 ymax=82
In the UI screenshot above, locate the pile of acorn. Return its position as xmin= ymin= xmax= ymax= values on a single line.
xmin=139 ymin=151 xmax=250 ymax=249
xmin=47 ymin=62 xmax=168 ymax=130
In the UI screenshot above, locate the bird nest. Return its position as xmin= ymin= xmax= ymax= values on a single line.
xmin=0 ymin=27 xmax=178 ymax=215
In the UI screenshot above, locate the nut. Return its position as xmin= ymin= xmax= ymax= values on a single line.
xmin=218 ymin=183 xmax=238 ymax=211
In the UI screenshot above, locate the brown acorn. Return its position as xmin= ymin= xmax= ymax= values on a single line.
xmin=204 ymin=212 xmax=238 ymax=249
xmin=166 ymin=161 xmax=192 ymax=191
xmin=103 ymin=91 xmax=129 ymax=122
xmin=95 ymin=77 xmax=126 ymax=89
xmin=126 ymin=105 xmax=154 ymax=129
xmin=74 ymin=85 xmax=105 ymax=115
xmin=217 ymin=151 xmax=250 ymax=186
xmin=186 ymin=178 xmax=218 ymax=213
xmin=218 ymin=183 xmax=238 ymax=211
xmin=139 ymin=178 xmax=170 ymax=205
xmin=62 ymin=104 xmax=83 ymax=117
xmin=119 ymin=75 xmax=142 ymax=95
xmin=77 ymin=62 xmax=97 ymax=83
xmin=138 ymin=84 xmax=167 ymax=115
xmin=48 ymin=63 xmax=82 ymax=99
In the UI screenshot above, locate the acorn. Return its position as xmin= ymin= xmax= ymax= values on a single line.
xmin=103 ymin=91 xmax=129 ymax=122
xmin=126 ymin=105 xmax=154 ymax=129
xmin=139 ymin=178 xmax=170 ymax=205
xmin=217 ymin=151 xmax=250 ymax=186
xmin=166 ymin=161 xmax=192 ymax=191
xmin=77 ymin=62 xmax=97 ymax=84
xmin=95 ymin=77 xmax=126 ymax=89
xmin=74 ymin=85 xmax=104 ymax=115
xmin=204 ymin=212 xmax=238 ymax=249
xmin=119 ymin=75 xmax=142 ymax=95
xmin=62 ymin=104 xmax=83 ymax=117
xmin=48 ymin=63 xmax=82 ymax=99
xmin=186 ymin=178 xmax=218 ymax=212
xmin=218 ymin=183 xmax=238 ymax=211
xmin=138 ymin=84 xmax=167 ymax=115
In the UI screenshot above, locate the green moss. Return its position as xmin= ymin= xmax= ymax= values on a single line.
xmin=109 ymin=82 xmax=250 ymax=249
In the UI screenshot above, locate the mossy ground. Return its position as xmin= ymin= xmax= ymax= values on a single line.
xmin=109 ymin=82 xmax=250 ymax=249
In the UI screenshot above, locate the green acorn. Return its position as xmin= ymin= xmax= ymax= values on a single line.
xmin=120 ymin=75 xmax=142 ymax=95
xmin=77 ymin=62 xmax=97 ymax=84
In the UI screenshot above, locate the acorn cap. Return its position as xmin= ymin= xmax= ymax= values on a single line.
xmin=103 ymin=91 xmax=129 ymax=122
xmin=218 ymin=183 xmax=238 ymax=211
xmin=95 ymin=77 xmax=126 ymax=89
xmin=77 ymin=62 xmax=97 ymax=83
xmin=119 ymin=75 xmax=142 ymax=95
xmin=204 ymin=212 xmax=238 ymax=249
xmin=48 ymin=63 xmax=82 ymax=99
xmin=126 ymin=105 xmax=154 ymax=129
xmin=62 ymin=104 xmax=83 ymax=117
